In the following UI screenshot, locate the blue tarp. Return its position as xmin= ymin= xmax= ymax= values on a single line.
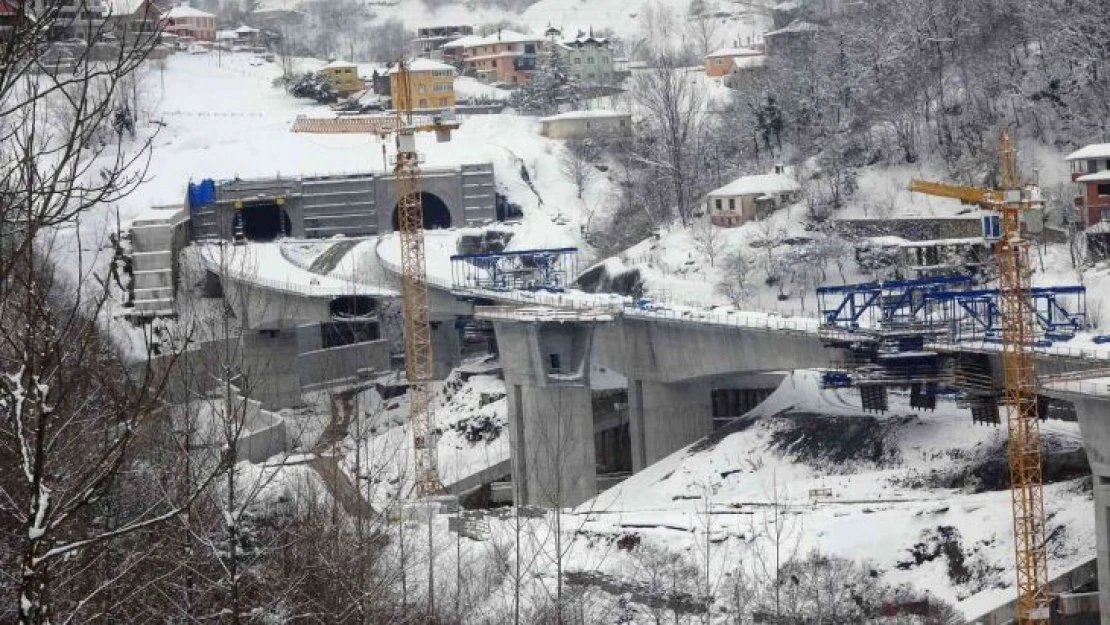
xmin=187 ymin=178 xmax=216 ymax=210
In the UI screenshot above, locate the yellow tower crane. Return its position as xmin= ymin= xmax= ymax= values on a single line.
xmin=293 ymin=60 xmax=460 ymax=498
xmin=391 ymin=61 xmax=459 ymax=497
xmin=909 ymin=131 xmax=1050 ymax=623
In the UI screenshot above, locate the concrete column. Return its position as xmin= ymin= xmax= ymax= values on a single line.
xmin=241 ymin=331 xmax=302 ymax=409
xmin=507 ymin=384 xmax=596 ymax=508
xmin=431 ymin=320 xmax=461 ymax=380
xmin=629 ymin=379 xmax=713 ymax=472
xmin=1066 ymin=394 xmax=1110 ymax=623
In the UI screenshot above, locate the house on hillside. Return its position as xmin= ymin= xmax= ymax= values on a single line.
xmin=412 ymin=24 xmax=474 ymax=58
xmin=233 ymin=23 xmax=260 ymax=46
xmin=763 ymin=20 xmax=818 ymax=57
xmin=104 ymin=0 xmax=167 ymax=36
xmin=440 ymin=33 xmax=483 ymax=63
xmin=705 ymin=47 xmax=765 ymax=78
xmin=161 ymin=5 xmax=215 ymax=41
xmin=539 ymin=110 xmax=631 ymax=139
xmin=458 ymin=29 xmax=545 ymax=85
xmin=1066 ymin=143 xmax=1110 ymax=227
xmin=552 ymin=28 xmax=615 ymax=85
xmin=389 ymin=58 xmax=456 ymax=111
xmin=705 ymin=165 xmax=800 ymax=227
xmin=251 ymin=0 xmax=304 ymax=29
xmin=319 ymin=60 xmax=363 ymax=97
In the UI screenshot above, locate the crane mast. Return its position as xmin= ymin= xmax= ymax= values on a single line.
xmin=996 ymin=131 xmax=1050 ymax=623
xmin=393 ymin=61 xmax=441 ymax=497
xmin=909 ymin=130 xmax=1049 ymax=622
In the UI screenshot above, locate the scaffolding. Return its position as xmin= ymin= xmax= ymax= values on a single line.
xmin=450 ymin=247 xmax=578 ymax=293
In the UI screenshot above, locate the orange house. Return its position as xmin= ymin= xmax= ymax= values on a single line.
xmin=705 ymin=47 xmax=765 ymax=78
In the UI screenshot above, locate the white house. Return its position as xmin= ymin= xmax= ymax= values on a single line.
xmin=539 ymin=110 xmax=631 ymax=140
xmin=705 ymin=165 xmax=800 ymax=227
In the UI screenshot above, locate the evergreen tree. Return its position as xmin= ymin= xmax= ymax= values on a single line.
xmin=509 ymin=43 xmax=581 ymax=116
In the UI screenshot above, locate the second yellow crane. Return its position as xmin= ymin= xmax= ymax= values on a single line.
xmin=909 ymin=131 xmax=1050 ymax=623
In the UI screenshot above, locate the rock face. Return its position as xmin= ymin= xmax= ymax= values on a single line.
xmin=576 ymin=262 xmax=645 ymax=298
xmin=456 ymin=229 xmax=514 ymax=256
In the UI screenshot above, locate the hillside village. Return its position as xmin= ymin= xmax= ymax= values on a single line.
xmin=5 ymin=0 xmax=1110 ymax=623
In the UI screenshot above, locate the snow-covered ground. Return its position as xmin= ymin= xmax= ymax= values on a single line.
xmin=574 ymin=370 xmax=1093 ymax=619
xmin=308 ymin=360 xmax=510 ymax=507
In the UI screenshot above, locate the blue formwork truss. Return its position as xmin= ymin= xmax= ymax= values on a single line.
xmin=817 ymin=275 xmax=972 ymax=331
xmin=818 ymin=275 xmax=1087 ymax=342
xmin=450 ymin=247 xmax=578 ymax=293
xmin=924 ymin=285 xmax=1087 ymax=341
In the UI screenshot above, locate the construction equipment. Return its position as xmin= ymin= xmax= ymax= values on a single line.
xmin=391 ymin=61 xmax=460 ymax=497
xmin=293 ymin=60 xmax=460 ymax=497
xmin=910 ymin=131 xmax=1050 ymax=623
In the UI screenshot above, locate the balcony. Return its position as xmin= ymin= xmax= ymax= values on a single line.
xmin=513 ymin=56 xmax=537 ymax=72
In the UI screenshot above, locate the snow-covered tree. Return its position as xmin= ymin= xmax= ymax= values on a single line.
xmin=509 ymin=43 xmax=581 ymax=116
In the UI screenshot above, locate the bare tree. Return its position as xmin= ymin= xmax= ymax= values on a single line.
xmin=560 ymin=138 xmax=599 ymax=201
xmin=717 ymin=250 xmax=752 ymax=306
xmin=633 ymin=53 xmax=708 ymax=226
xmin=691 ymin=218 xmax=722 ymax=268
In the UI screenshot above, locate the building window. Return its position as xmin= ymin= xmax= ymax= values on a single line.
xmin=1102 ymin=207 xmax=1110 ymax=222
xmin=1099 ymin=183 xmax=1110 ymax=197
xmin=587 ymin=56 xmax=594 ymax=63
xmin=715 ymin=199 xmax=722 ymax=211
xmin=728 ymin=198 xmax=735 ymax=210
xmin=492 ymin=59 xmax=497 ymax=67
xmin=440 ymin=97 xmax=448 ymax=106
xmin=574 ymin=57 xmax=581 ymax=64
xmin=419 ymin=99 xmax=427 ymax=107
xmin=549 ymin=353 xmax=561 ymax=371
xmin=418 ymin=84 xmax=426 ymax=93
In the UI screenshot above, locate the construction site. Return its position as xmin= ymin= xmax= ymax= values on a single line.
xmin=16 ymin=3 xmax=1110 ymax=619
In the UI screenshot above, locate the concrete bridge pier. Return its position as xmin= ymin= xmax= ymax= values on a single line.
xmin=628 ymin=380 xmax=713 ymax=472
xmin=492 ymin=312 xmax=612 ymax=508
xmin=506 ymin=384 xmax=596 ymax=507
xmin=1042 ymin=385 xmax=1110 ymax=623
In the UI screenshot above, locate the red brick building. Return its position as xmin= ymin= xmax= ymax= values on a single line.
xmin=1066 ymin=143 xmax=1110 ymax=227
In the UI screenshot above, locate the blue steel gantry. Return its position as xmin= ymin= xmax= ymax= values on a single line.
xmin=450 ymin=247 xmax=578 ymax=293
xmin=816 ymin=275 xmax=1087 ymax=415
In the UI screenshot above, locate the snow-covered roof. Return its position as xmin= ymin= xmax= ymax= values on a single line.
xmin=1077 ymin=170 xmax=1110 ymax=183
xmin=1066 ymin=143 xmax=1110 ymax=161
xmin=707 ymin=170 xmax=800 ymax=198
xmin=774 ymin=1 xmax=801 ymax=10
xmin=453 ymin=29 xmax=544 ymax=49
xmin=387 ymin=58 xmax=456 ymax=74
xmin=765 ymin=20 xmax=820 ymax=36
xmin=706 ymin=47 xmax=762 ymax=59
xmin=441 ymin=34 xmax=485 ymax=49
xmin=320 ymin=59 xmax=356 ymax=70
xmin=234 ymin=24 xmax=259 ymax=33
xmin=539 ymin=109 xmax=630 ymax=122
xmin=163 ymin=5 xmax=214 ymax=19
xmin=562 ymin=35 xmax=609 ymax=48
xmin=732 ymin=55 xmax=766 ymax=69
xmin=104 ymin=0 xmax=149 ymax=16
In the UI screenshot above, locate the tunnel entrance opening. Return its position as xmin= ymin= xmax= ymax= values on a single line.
xmin=392 ymin=192 xmax=452 ymax=231
xmin=235 ymin=202 xmax=291 ymax=242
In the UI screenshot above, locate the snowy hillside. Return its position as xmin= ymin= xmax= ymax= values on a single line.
xmin=578 ymin=370 xmax=1093 ymax=619
xmin=367 ymin=0 xmax=771 ymax=44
